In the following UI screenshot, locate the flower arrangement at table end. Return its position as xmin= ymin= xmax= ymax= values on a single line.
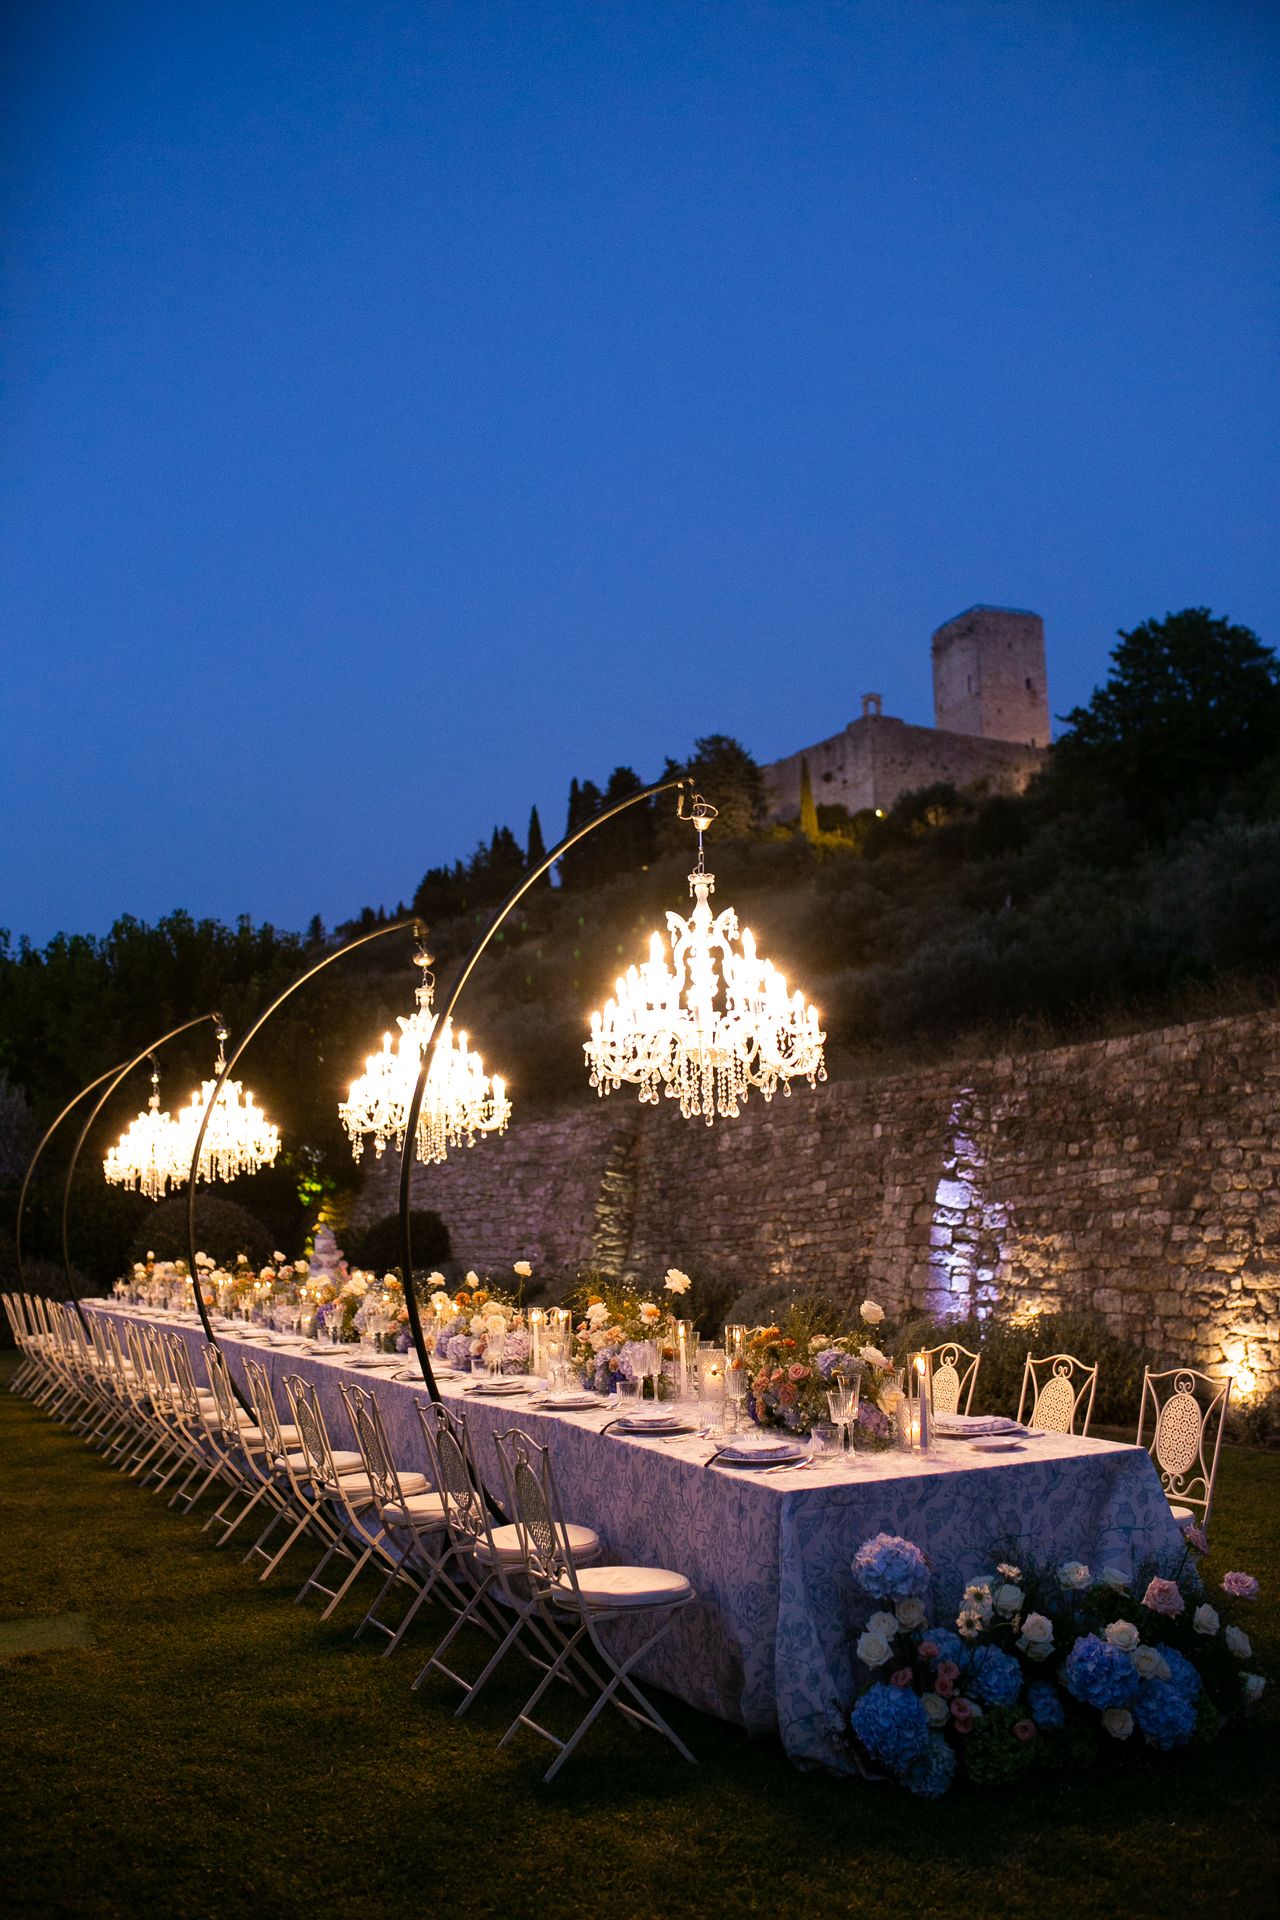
xmin=743 ymin=1297 xmax=899 ymax=1444
xmin=427 ymin=1265 xmax=533 ymax=1372
xmin=846 ymin=1531 xmax=1267 ymax=1797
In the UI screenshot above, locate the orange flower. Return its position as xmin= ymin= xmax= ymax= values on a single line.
xmin=587 ymin=1294 xmax=603 ymax=1306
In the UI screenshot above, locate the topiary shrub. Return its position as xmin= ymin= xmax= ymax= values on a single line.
xmin=127 ymin=1196 xmax=275 ymax=1272
xmin=343 ymin=1209 xmax=451 ymax=1276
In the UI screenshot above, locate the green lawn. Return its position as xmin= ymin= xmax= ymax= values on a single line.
xmin=2 ymin=1355 xmax=1277 ymax=1920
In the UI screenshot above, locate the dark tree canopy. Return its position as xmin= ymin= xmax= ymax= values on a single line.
xmin=1054 ymin=608 xmax=1280 ymax=829
xmin=660 ymin=735 xmax=765 ymax=849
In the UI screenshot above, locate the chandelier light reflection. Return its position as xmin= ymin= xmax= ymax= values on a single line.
xmin=102 ymin=1064 xmax=188 ymax=1202
xmin=171 ymin=1027 xmax=281 ymax=1184
xmin=585 ymin=795 xmax=827 ymax=1124
xmin=340 ymin=942 xmax=511 ymax=1166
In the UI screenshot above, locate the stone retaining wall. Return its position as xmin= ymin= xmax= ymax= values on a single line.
xmin=355 ymin=1008 xmax=1280 ymax=1397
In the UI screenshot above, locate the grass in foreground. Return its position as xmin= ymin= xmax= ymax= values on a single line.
xmin=2 ymin=1356 xmax=1277 ymax=1920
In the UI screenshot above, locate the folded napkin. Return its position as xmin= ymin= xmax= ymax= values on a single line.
xmin=934 ymin=1413 xmax=1028 ymax=1437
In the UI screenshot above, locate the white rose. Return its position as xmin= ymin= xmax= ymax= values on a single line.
xmin=1058 ymin=1561 xmax=1091 ymax=1590
xmin=1225 ymin=1625 xmax=1251 ymax=1659
xmin=465 ymin=1271 xmax=480 ymax=1288
xmin=922 ymin=1692 xmax=950 ymax=1727
xmin=860 ymin=1344 xmax=889 ymax=1370
xmin=1242 ymin=1673 xmax=1266 ymax=1705
xmin=860 ymin=1299 xmax=885 ymax=1324
xmin=294 ymin=1260 xmax=308 ymax=1275
xmin=895 ymin=1597 xmax=926 ymax=1631
xmin=1101 ymin=1708 xmax=1134 ymax=1740
xmin=430 ymin=1292 xmax=451 ymax=1313
xmin=639 ymin=1302 xmax=661 ymax=1323
xmin=428 ymin=1271 xmax=445 ymax=1286
xmin=1104 ymin=1620 xmax=1140 ymax=1652
xmin=1096 ymin=1566 xmax=1129 ymax=1590
xmin=809 ymin=1335 xmax=827 ymax=1351
xmin=995 ymin=1583 xmax=1024 ymax=1616
xmin=513 ymin=1260 xmax=532 ymax=1278
xmin=586 ymin=1302 xmax=611 ymax=1327
xmin=132 ymin=1264 xmax=146 ymax=1278
xmin=867 ymin=1611 xmax=898 ymax=1639
xmin=878 ymin=1384 xmax=904 ymax=1415
xmin=856 ymin=1630 xmax=892 ymax=1668
xmin=1193 ymin=1604 xmax=1220 ymax=1636
xmin=1131 ymin=1645 xmax=1169 ymax=1680
xmin=484 ymin=1312 xmax=507 ymax=1337
xmin=663 ymin=1269 xmax=692 ymax=1294
xmin=273 ymin=1251 xmax=286 ymax=1264
xmin=1017 ymin=1613 xmax=1054 ymax=1659
xmin=469 ymin=1314 xmax=488 ymax=1335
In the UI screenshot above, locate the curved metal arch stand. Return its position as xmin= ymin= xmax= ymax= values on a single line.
xmin=16 ymin=1055 xmax=136 ymax=1318
xmin=181 ymin=919 xmax=419 ymax=1347
xmin=395 ymin=776 xmax=687 ymax=1396
xmin=52 ymin=1015 xmax=221 ymax=1328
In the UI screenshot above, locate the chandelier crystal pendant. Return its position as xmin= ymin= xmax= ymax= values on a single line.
xmin=103 ymin=1065 xmax=189 ymax=1202
xmin=171 ymin=1027 xmax=282 ymax=1184
xmin=584 ymin=794 xmax=827 ymax=1124
xmin=339 ymin=941 xmax=511 ymax=1166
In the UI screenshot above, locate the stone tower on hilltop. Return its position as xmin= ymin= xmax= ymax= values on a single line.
xmin=761 ymin=603 xmax=1051 ymax=823
xmin=932 ymin=606 xmax=1050 ymax=749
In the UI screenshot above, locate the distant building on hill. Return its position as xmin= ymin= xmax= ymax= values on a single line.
xmin=762 ymin=605 xmax=1051 ymax=823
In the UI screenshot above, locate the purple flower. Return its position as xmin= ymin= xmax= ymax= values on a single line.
xmin=445 ymin=1334 xmax=473 ymax=1370
xmin=968 ymin=1644 xmax=1023 ymax=1708
xmin=1026 ymin=1683 xmax=1065 ymax=1730
xmin=814 ymin=1347 xmax=851 ymax=1381
xmin=856 ymin=1402 xmax=890 ymax=1441
xmin=1135 ymin=1678 xmax=1198 ymax=1750
xmin=1157 ymin=1646 xmax=1202 ymax=1702
xmin=851 ymin=1684 xmax=929 ymax=1774
xmin=1221 ymin=1571 xmax=1260 ymax=1600
xmin=852 ymin=1534 xmax=931 ymax=1602
xmin=1063 ymin=1634 xmax=1141 ymax=1712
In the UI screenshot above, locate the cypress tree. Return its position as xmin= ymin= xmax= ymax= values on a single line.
xmin=526 ymin=805 xmax=551 ymax=887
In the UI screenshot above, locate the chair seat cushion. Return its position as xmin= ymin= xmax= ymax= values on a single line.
xmin=478 ymin=1522 xmax=601 ymax=1565
xmin=554 ymin=1564 xmax=693 ymax=1609
xmin=1170 ymin=1504 xmax=1198 ymax=1525
xmin=332 ymin=1470 xmax=429 ymax=1504
xmin=383 ymin=1492 xmax=449 ymax=1528
xmin=277 ymin=1447 xmax=363 ymax=1476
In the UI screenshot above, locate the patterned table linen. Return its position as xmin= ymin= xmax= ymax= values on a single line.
xmin=93 ymin=1306 xmax=1187 ymax=1774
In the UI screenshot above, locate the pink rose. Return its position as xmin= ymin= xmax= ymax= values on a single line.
xmin=934 ymin=1671 xmax=955 ymax=1698
xmin=1141 ymin=1577 xmax=1185 ymax=1617
xmin=950 ymin=1701 xmax=975 ymax=1733
xmin=937 ymin=1660 xmax=960 ymax=1685
xmin=1222 ymin=1571 xmax=1260 ymax=1600
xmin=1183 ymin=1524 xmax=1209 ymax=1556
xmin=788 ymin=1363 xmax=811 ymax=1382
xmin=889 ymin=1667 xmax=913 ymax=1689
xmin=918 ymin=1641 xmax=939 ymax=1661
xmin=1013 ymin=1720 xmax=1036 ymax=1743
xmin=777 ymin=1383 xmax=798 ymax=1407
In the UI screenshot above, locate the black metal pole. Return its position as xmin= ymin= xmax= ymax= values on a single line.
xmin=395 ymin=776 xmax=687 ymax=1397
xmin=57 ymin=1015 xmax=220 ymax=1328
xmin=182 ymin=919 xmax=418 ymax=1341
xmin=16 ymin=1056 xmax=135 ymax=1311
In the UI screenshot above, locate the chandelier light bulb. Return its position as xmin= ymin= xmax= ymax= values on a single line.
xmin=584 ymin=817 xmax=827 ymax=1125
xmin=103 ymin=1068 xmax=190 ymax=1202
xmin=339 ymin=944 xmax=512 ymax=1166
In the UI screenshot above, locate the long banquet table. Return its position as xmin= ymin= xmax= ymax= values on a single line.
xmin=92 ymin=1304 xmax=1189 ymax=1773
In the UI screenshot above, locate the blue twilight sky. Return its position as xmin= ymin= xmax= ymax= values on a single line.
xmin=2 ymin=1 xmax=1277 ymax=945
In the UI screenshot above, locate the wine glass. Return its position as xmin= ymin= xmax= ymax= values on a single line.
xmin=826 ymin=1374 xmax=860 ymax=1451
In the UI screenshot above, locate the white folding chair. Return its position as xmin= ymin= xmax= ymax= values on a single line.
xmin=918 ymin=1341 xmax=980 ymax=1417
xmin=1136 ymin=1366 xmax=1232 ymax=1536
xmin=239 ymin=1355 xmax=347 ymax=1581
xmin=339 ymin=1381 xmax=461 ymax=1651
xmin=493 ymin=1426 xmax=697 ymax=1783
xmin=1017 ymin=1351 xmax=1098 ymax=1435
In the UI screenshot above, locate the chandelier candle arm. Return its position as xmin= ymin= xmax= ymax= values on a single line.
xmin=395 ymin=776 xmax=689 ymax=1400
xmin=56 ymin=1013 xmax=222 ymax=1330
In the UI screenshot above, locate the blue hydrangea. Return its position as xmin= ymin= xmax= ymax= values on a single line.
xmin=922 ymin=1628 xmax=968 ymax=1668
xmin=1063 ymin=1634 xmax=1141 ymax=1711
xmin=851 ymin=1684 xmax=930 ymax=1773
xmin=852 ymin=1533 xmax=931 ymax=1602
xmin=968 ymin=1643 xmax=1024 ymax=1708
xmin=815 ymin=1347 xmax=852 ymax=1381
xmin=903 ymin=1732 xmax=957 ymax=1799
xmin=1135 ymin=1678 xmax=1198 ymax=1750
xmin=1026 ymin=1682 xmax=1065 ymax=1730
xmin=1158 ymin=1646 xmax=1202 ymax=1702
xmin=445 ymin=1333 xmax=473 ymax=1370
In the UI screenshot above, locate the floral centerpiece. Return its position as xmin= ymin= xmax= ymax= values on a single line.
xmin=743 ymin=1298 xmax=899 ymax=1443
xmin=569 ymin=1269 xmax=693 ymax=1395
xmin=428 ymin=1267 xmax=532 ymax=1373
xmin=846 ymin=1530 xmax=1266 ymax=1797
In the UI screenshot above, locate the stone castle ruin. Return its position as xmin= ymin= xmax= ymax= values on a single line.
xmin=763 ymin=604 xmax=1050 ymax=823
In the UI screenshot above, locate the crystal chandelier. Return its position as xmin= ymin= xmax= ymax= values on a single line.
xmin=103 ymin=1064 xmax=189 ymax=1202
xmin=170 ymin=1027 xmax=282 ymax=1183
xmin=339 ymin=941 xmax=511 ymax=1166
xmin=584 ymin=794 xmax=827 ymax=1123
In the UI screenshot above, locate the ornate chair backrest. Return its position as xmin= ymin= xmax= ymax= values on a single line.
xmin=243 ymin=1357 xmax=287 ymax=1459
xmin=124 ymin=1321 xmax=151 ymax=1387
xmin=494 ymin=1427 xmax=573 ymax=1595
xmin=203 ymin=1344 xmax=245 ymax=1450
xmin=415 ymin=1400 xmax=485 ymax=1550
xmin=281 ymin=1373 xmax=340 ymax=1491
xmin=1136 ymin=1367 xmax=1232 ymax=1525
xmin=1017 ymin=1352 xmax=1098 ymax=1435
xmin=143 ymin=1326 xmax=175 ymax=1406
xmin=163 ymin=1333 xmax=205 ymax=1426
xmin=920 ymin=1341 xmax=981 ymax=1417
xmin=86 ymin=1312 xmax=114 ymax=1377
xmin=339 ymin=1383 xmax=403 ymax=1513
xmin=103 ymin=1321 xmax=133 ymax=1398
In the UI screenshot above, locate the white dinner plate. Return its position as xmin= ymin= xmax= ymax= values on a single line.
xmin=614 ymin=1412 xmax=681 ymax=1431
xmin=465 ymin=1378 xmax=533 ymax=1396
xmin=536 ymin=1393 xmax=600 ymax=1410
xmin=715 ymin=1440 xmax=807 ymax=1466
xmin=613 ymin=1418 xmax=699 ymax=1437
xmin=968 ymin=1439 xmax=1026 ymax=1453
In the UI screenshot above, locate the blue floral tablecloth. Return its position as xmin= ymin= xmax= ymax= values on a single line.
xmin=94 ymin=1307 xmax=1187 ymax=1773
